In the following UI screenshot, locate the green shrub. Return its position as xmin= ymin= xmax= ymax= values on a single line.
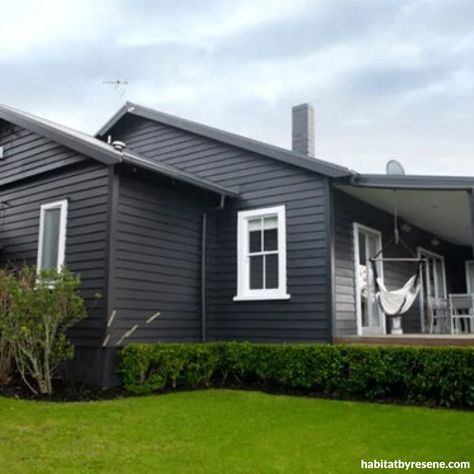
xmin=119 ymin=342 xmax=474 ymax=408
xmin=120 ymin=343 xmax=220 ymax=395
xmin=1 ymin=266 xmax=87 ymax=395
xmin=0 ymin=269 xmax=16 ymax=385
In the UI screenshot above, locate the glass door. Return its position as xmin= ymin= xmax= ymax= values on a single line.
xmin=353 ymin=223 xmax=385 ymax=335
xmin=465 ymin=261 xmax=474 ymax=294
xmin=417 ymin=248 xmax=447 ymax=333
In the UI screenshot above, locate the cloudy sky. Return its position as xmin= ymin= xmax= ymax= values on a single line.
xmin=1 ymin=0 xmax=473 ymax=174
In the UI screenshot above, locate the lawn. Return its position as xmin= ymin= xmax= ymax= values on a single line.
xmin=0 ymin=390 xmax=473 ymax=473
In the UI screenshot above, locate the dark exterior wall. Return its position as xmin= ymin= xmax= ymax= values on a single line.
xmin=0 ymin=161 xmax=110 ymax=346
xmin=108 ymin=167 xmax=218 ymax=343
xmin=108 ymin=115 xmax=332 ymax=343
xmin=0 ymin=121 xmax=113 ymax=386
xmin=333 ymin=189 xmax=471 ymax=335
xmin=207 ymin=189 xmax=329 ymax=342
xmin=0 ymin=121 xmax=111 ymax=351
xmin=0 ymin=121 xmax=84 ymax=186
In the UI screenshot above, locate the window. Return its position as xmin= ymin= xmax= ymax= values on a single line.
xmin=234 ymin=205 xmax=290 ymax=301
xmin=37 ymin=200 xmax=68 ymax=273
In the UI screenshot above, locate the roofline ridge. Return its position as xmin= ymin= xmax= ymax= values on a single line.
xmin=96 ymin=102 xmax=351 ymax=178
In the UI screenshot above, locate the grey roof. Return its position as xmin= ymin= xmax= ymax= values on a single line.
xmin=0 ymin=103 xmax=121 ymax=165
xmin=349 ymin=173 xmax=474 ymax=190
xmin=96 ymin=102 xmax=351 ymax=178
xmin=0 ymin=104 xmax=239 ymax=197
xmin=6 ymin=102 xmax=470 ymax=193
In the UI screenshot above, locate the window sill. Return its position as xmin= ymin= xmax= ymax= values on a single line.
xmin=233 ymin=293 xmax=291 ymax=302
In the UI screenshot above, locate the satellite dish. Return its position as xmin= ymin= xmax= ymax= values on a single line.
xmin=386 ymin=159 xmax=406 ymax=175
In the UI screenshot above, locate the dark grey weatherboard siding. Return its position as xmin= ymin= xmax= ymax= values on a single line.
xmin=0 ymin=121 xmax=85 ymax=186
xmin=107 ymin=115 xmax=332 ymax=342
xmin=108 ymin=168 xmax=218 ymax=342
xmin=0 ymin=160 xmax=110 ymax=346
xmin=333 ymin=189 xmax=471 ymax=336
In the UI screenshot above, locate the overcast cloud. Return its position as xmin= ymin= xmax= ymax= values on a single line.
xmin=1 ymin=0 xmax=474 ymax=174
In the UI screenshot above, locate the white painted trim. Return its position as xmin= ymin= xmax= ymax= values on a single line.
xmin=353 ymin=222 xmax=385 ymax=336
xmin=417 ymin=246 xmax=447 ymax=333
xmin=36 ymin=199 xmax=68 ymax=273
xmin=234 ymin=205 xmax=290 ymax=301
xmin=353 ymin=223 xmax=362 ymax=336
xmin=233 ymin=293 xmax=291 ymax=301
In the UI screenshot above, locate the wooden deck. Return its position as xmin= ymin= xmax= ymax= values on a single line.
xmin=334 ymin=334 xmax=474 ymax=347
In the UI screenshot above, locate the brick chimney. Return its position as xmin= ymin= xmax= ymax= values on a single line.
xmin=292 ymin=103 xmax=315 ymax=157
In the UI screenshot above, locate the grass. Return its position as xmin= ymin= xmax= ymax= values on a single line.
xmin=0 ymin=390 xmax=473 ymax=473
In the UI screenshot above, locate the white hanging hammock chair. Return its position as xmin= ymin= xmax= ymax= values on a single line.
xmin=374 ymin=271 xmax=422 ymax=316
xmin=369 ymin=190 xmax=424 ymax=318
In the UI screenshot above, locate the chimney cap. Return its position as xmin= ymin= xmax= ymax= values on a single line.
xmin=292 ymin=103 xmax=314 ymax=111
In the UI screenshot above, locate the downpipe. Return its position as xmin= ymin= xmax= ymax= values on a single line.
xmin=201 ymin=195 xmax=226 ymax=342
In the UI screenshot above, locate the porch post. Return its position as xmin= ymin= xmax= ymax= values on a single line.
xmin=469 ymin=189 xmax=474 ymax=258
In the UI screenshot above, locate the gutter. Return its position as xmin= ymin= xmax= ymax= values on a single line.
xmin=201 ymin=195 xmax=226 ymax=342
xmin=348 ymin=173 xmax=474 ymax=191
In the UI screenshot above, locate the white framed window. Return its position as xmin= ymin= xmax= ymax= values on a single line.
xmin=36 ymin=200 xmax=68 ymax=273
xmin=233 ymin=205 xmax=290 ymax=301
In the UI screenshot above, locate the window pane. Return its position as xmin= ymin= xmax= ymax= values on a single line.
xmin=41 ymin=208 xmax=61 ymax=270
xmin=249 ymin=255 xmax=263 ymax=289
xmin=264 ymin=228 xmax=278 ymax=251
xmin=263 ymin=216 xmax=277 ymax=229
xmin=248 ymin=218 xmax=261 ymax=231
xmin=248 ymin=218 xmax=262 ymax=253
xmin=265 ymin=254 xmax=279 ymax=289
xmin=358 ymin=232 xmax=366 ymax=264
xmin=367 ymin=234 xmax=378 ymax=258
xmin=249 ymin=230 xmax=262 ymax=253
xmin=263 ymin=215 xmax=278 ymax=251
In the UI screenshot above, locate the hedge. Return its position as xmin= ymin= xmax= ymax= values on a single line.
xmin=119 ymin=342 xmax=474 ymax=408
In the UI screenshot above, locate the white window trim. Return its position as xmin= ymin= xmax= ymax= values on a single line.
xmin=353 ymin=222 xmax=385 ymax=336
xmin=233 ymin=205 xmax=290 ymax=301
xmin=36 ymin=199 xmax=68 ymax=273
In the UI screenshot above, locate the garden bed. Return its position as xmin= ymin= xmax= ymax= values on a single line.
xmin=0 ymin=376 xmax=125 ymax=402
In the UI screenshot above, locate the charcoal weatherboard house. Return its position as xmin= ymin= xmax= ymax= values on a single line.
xmin=0 ymin=102 xmax=473 ymax=387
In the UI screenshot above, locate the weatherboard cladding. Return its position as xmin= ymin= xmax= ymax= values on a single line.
xmin=0 ymin=105 xmax=120 ymax=167
xmin=0 ymin=157 xmax=109 ymax=346
xmin=0 ymin=104 xmax=238 ymax=199
xmin=108 ymin=168 xmax=217 ymax=342
xmin=333 ymin=190 xmax=471 ymax=336
xmin=107 ymin=115 xmax=332 ymax=342
xmin=97 ymin=103 xmax=350 ymax=178
xmin=0 ymin=122 xmax=85 ymax=186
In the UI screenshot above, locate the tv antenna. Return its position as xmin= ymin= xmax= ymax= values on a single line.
xmin=103 ymin=80 xmax=129 ymax=97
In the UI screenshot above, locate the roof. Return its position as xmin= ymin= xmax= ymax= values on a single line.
xmin=0 ymin=104 xmax=239 ymax=198
xmin=0 ymin=103 xmax=121 ymax=165
xmin=335 ymin=183 xmax=472 ymax=246
xmin=96 ymin=102 xmax=351 ymax=178
xmin=6 ymin=102 xmax=471 ymax=194
xmin=349 ymin=173 xmax=474 ymax=191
